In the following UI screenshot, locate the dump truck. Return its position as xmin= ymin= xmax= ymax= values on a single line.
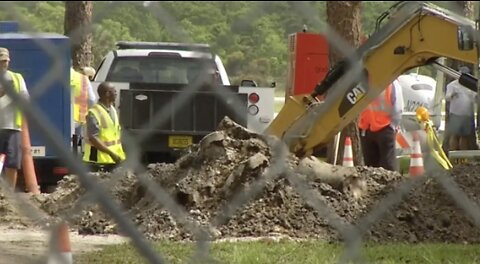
xmin=267 ymin=1 xmax=479 ymax=159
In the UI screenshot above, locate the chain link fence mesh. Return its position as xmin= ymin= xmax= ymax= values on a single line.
xmin=0 ymin=1 xmax=479 ymax=263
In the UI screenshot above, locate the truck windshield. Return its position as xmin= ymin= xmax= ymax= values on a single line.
xmin=106 ymin=56 xmax=218 ymax=84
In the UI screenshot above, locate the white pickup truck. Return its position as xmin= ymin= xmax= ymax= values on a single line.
xmin=91 ymin=41 xmax=275 ymax=162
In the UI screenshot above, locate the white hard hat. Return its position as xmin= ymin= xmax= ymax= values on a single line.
xmin=82 ymin=66 xmax=96 ymax=78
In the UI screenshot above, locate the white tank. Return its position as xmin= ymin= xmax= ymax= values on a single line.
xmin=395 ymin=73 xmax=439 ymax=156
xmin=397 ymin=73 xmax=437 ymax=131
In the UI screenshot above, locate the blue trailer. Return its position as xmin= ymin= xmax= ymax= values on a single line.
xmin=0 ymin=22 xmax=72 ymax=191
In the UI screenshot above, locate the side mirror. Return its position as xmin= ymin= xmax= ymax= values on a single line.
xmin=457 ymin=25 xmax=475 ymax=51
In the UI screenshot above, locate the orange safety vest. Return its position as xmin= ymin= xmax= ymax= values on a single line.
xmin=358 ymin=84 xmax=393 ymax=132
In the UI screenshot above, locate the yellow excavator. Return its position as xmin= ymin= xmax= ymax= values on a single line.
xmin=266 ymin=1 xmax=479 ymax=159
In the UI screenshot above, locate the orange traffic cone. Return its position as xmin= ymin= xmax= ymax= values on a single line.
xmin=47 ymin=222 xmax=72 ymax=264
xmin=21 ymin=120 xmax=40 ymax=194
xmin=0 ymin=153 xmax=5 ymax=175
xmin=409 ymin=134 xmax=424 ymax=177
xmin=343 ymin=136 xmax=354 ymax=167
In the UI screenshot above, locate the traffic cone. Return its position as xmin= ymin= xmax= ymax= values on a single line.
xmin=409 ymin=134 xmax=424 ymax=177
xmin=21 ymin=120 xmax=40 ymax=194
xmin=47 ymin=222 xmax=72 ymax=264
xmin=343 ymin=136 xmax=354 ymax=167
xmin=0 ymin=153 xmax=5 ymax=175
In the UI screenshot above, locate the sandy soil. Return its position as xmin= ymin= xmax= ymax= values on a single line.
xmin=0 ymin=225 xmax=129 ymax=264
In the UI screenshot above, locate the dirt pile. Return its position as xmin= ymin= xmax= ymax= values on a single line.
xmin=369 ymin=163 xmax=480 ymax=243
xmin=0 ymin=186 xmax=23 ymax=226
xmin=0 ymin=184 xmax=45 ymax=229
xmin=32 ymin=117 xmax=480 ymax=243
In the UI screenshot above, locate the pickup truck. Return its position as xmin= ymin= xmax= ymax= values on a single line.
xmin=91 ymin=41 xmax=275 ymax=163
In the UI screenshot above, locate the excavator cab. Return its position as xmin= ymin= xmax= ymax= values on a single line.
xmin=266 ymin=1 xmax=479 ymax=158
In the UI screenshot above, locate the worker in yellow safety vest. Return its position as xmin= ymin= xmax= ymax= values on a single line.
xmin=70 ymin=66 xmax=96 ymax=154
xmin=0 ymin=47 xmax=30 ymax=189
xmin=81 ymin=66 xmax=96 ymax=81
xmin=83 ymin=82 xmax=125 ymax=172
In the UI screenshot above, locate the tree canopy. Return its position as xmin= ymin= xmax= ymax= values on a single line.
xmin=0 ymin=1 xmax=471 ymax=89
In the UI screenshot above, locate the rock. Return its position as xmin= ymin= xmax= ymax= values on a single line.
xmin=199 ymin=131 xmax=227 ymax=160
xmin=247 ymin=153 xmax=269 ymax=170
xmin=296 ymin=156 xmax=357 ymax=189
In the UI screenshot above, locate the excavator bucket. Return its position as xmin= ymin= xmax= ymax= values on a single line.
xmin=266 ymin=95 xmax=306 ymax=138
xmin=265 ymin=94 xmax=317 ymax=155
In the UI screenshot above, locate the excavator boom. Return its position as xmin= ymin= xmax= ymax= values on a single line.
xmin=266 ymin=1 xmax=478 ymax=157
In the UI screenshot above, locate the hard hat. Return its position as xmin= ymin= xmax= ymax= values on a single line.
xmin=82 ymin=66 xmax=96 ymax=78
xmin=415 ymin=106 xmax=430 ymax=122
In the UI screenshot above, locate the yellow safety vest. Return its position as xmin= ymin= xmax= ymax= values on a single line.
xmin=71 ymin=68 xmax=88 ymax=124
xmin=83 ymin=103 xmax=126 ymax=164
xmin=6 ymin=70 xmax=23 ymax=129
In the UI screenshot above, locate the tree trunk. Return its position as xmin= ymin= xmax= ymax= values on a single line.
xmin=64 ymin=1 xmax=93 ymax=70
xmin=325 ymin=1 xmax=364 ymax=166
xmin=443 ymin=1 xmax=477 ymax=152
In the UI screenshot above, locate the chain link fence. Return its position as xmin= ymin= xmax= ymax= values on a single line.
xmin=0 ymin=1 xmax=479 ymax=264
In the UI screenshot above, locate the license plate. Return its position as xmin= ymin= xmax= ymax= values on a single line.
xmin=31 ymin=146 xmax=46 ymax=157
xmin=168 ymin=135 xmax=193 ymax=148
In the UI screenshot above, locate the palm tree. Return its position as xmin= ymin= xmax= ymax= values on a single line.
xmin=326 ymin=1 xmax=363 ymax=165
xmin=64 ymin=1 xmax=93 ymax=69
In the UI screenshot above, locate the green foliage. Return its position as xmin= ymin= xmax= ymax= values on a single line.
xmin=92 ymin=19 xmax=136 ymax=67
xmin=0 ymin=1 xmax=470 ymax=84
xmin=75 ymin=241 xmax=480 ymax=264
xmin=362 ymin=1 xmax=396 ymax=36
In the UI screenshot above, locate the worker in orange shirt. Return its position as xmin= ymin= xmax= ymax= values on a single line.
xmin=358 ymin=80 xmax=404 ymax=171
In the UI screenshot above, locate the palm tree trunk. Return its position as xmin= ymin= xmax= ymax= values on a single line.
xmin=64 ymin=1 xmax=93 ymax=69
xmin=326 ymin=1 xmax=364 ymax=165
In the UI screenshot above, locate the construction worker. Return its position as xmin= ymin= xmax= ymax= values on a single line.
xmin=0 ymin=47 xmax=29 ymax=189
xmin=358 ymin=80 xmax=404 ymax=171
xmin=445 ymin=66 xmax=478 ymax=153
xmin=70 ymin=66 xmax=96 ymax=154
xmin=81 ymin=66 xmax=96 ymax=81
xmin=83 ymin=82 xmax=125 ymax=172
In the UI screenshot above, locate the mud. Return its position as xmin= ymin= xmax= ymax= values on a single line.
xmin=2 ymin=117 xmax=480 ymax=244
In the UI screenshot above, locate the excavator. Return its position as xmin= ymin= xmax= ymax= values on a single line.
xmin=266 ymin=1 xmax=479 ymax=160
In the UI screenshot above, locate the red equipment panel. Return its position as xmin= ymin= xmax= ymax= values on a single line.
xmin=285 ymin=32 xmax=329 ymax=99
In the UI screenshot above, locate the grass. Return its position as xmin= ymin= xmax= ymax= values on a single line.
xmin=74 ymin=240 xmax=480 ymax=264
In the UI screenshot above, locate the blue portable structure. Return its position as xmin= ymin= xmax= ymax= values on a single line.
xmin=0 ymin=22 xmax=72 ymax=190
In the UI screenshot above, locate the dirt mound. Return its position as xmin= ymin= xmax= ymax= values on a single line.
xmin=0 ymin=184 xmax=46 ymax=229
xmin=0 ymin=186 xmax=23 ymax=226
xmin=369 ymin=163 xmax=480 ymax=243
xmin=33 ymin=117 xmax=480 ymax=243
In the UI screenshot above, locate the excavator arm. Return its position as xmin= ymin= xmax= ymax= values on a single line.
xmin=266 ymin=1 xmax=479 ymax=157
